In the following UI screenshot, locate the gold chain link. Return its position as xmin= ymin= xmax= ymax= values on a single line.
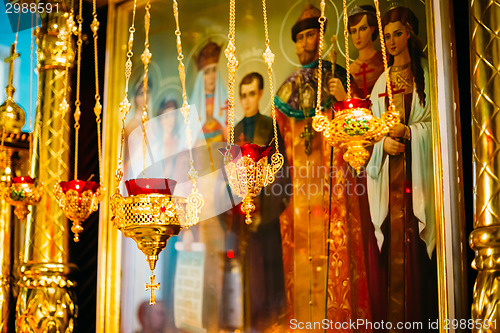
xmin=224 ymin=0 xmax=237 ymax=150
xmin=374 ymin=0 xmax=394 ymax=110
xmin=29 ymin=12 xmax=34 ymax=174
xmin=115 ymin=0 xmax=138 ymax=189
xmin=73 ymin=0 xmax=83 ymax=180
xmin=314 ymin=0 xmax=326 ymax=116
xmin=261 ymin=0 xmax=280 ymax=154
xmin=172 ymin=0 xmax=194 ymax=168
xmin=342 ymin=0 xmax=351 ymax=98
xmin=57 ymin=8 xmax=74 ymax=181
xmin=173 ymin=0 xmax=204 ymax=227
xmin=141 ymin=0 xmax=152 ymax=174
xmin=91 ymin=0 xmax=103 ymax=184
xmin=30 ymin=15 xmax=41 ymax=178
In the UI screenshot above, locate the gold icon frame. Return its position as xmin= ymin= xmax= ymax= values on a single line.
xmin=97 ymin=0 xmax=467 ymax=331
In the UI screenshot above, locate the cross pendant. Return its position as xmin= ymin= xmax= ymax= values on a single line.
xmin=145 ymin=274 xmax=160 ymax=305
xmin=300 ymin=119 xmax=314 ymax=156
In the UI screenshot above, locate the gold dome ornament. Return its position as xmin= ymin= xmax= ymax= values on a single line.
xmin=222 ymin=0 xmax=284 ymax=224
xmin=312 ymin=0 xmax=400 ymax=172
xmin=54 ymin=0 xmax=106 ymax=242
xmin=0 ymin=44 xmax=26 ymax=132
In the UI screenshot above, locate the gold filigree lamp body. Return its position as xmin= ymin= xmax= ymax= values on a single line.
xmin=312 ymin=0 xmax=399 ymax=172
xmin=224 ymin=144 xmax=282 ymax=224
xmin=110 ymin=0 xmax=199 ymax=305
xmin=111 ymin=179 xmax=186 ymax=304
xmin=54 ymin=0 xmax=105 ymax=242
xmin=5 ymin=176 xmax=42 ymax=220
xmin=223 ymin=0 xmax=284 ymax=224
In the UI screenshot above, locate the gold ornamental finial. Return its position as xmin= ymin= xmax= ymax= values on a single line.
xmin=0 ymin=43 xmax=26 ymax=132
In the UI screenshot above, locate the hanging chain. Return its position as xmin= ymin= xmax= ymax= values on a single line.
xmin=374 ymin=0 xmax=394 ymax=110
xmin=342 ymin=0 xmax=351 ymax=98
xmin=73 ymin=0 xmax=83 ymax=180
xmin=172 ymin=1 xmax=194 ymax=170
xmin=224 ymin=0 xmax=238 ymax=150
xmin=57 ymin=6 xmax=75 ymax=181
xmin=261 ymin=0 xmax=280 ymax=154
xmin=28 ymin=12 xmax=34 ymax=174
xmin=314 ymin=0 xmax=326 ymax=116
xmin=115 ymin=0 xmax=138 ymax=188
xmin=91 ymin=0 xmax=103 ymax=184
xmin=173 ymin=0 xmax=204 ymax=227
xmin=30 ymin=15 xmax=42 ymax=178
xmin=140 ymin=0 xmax=152 ymax=174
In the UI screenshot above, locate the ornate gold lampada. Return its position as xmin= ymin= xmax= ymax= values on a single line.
xmin=110 ymin=0 xmax=197 ymax=305
xmin=312 ymin=0 xmax=399 ymax=172
xmin=54 ymin=0 xmax=105 ymax=242
xmin=0 ymin=43 xmax=43 ymax=219
xmin=54 ymin=180 xmax=104 ymax=242
xmin=5 ymin=176 xmax=42 ymax=220
xmin=223 ymin=0 xmax=284 ymax=224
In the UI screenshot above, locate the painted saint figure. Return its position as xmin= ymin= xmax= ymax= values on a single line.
xmin=226 ymin=72 xmax=288 ymax=331
xmin=348 ymin=5 xmax=384 ymax=99
xmin=274 ymin=4 xmax=371 ymax=330
xmin=190 ymin=41 xmax=228 ymax=142
xmin=367 ymin=6 xmax=438 ymax=329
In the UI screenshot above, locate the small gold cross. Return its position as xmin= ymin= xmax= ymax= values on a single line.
xmin=145 ymin=274 xmax=160 ymax=305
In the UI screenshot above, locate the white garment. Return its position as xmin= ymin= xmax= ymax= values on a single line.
xmin=189 ymin=69 xmax=228 ymax=140
xmin=366 ymin=59 xmax=435 ymax=258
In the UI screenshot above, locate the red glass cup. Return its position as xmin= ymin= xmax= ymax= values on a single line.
xmin=125 ymin=178 xmax=177 ymax=196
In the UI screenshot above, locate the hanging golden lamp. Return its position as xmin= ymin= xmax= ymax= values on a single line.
xmin=0 ymin=41 xmax=42 ymax=220
xmin=5 ymin=176 xmax=42 ymax=220
xmin=312 ymin=0 xmax=399 ymax=172
xmin=222 ymin=0 xmax=284 ymax=224
xmin=54 ymin=0 xmax=105 ymax=242
xmin=110 ymin=0 xmax=201 ymax=305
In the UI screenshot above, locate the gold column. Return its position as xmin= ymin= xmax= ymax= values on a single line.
xmin=0 ymin=158 xmax=12 ymax=333
xmin=15 ymin=6 xmax=76 ymax=332
xmin=469 ymin=0 xmax=500 ymax=331
xmin=0 ymin=134 xmax=31 ymax=333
